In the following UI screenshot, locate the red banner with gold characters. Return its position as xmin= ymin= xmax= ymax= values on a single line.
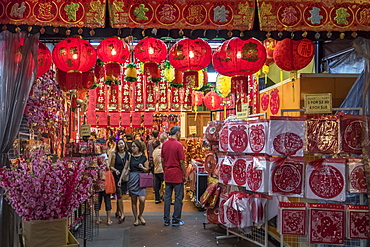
xmin=121 ymin=81 xmax=131 ymax=112
xmin=108 ymin=0 xmax=255 ymax=31
xmin=0 ymin=0 xmax=106 ymax=28
xmin=145 ymin=81 xmax=156 ymax=111
xmin=257 ymin=0 xmax=370 ymax=32
xmin=133 ymin=75 xmax=144 ymax=111
xmin=96 ymin=85 xmax=107 ymax=112
xmin=157 ymin=80 xmax=168 ymax=111
xmin=170 ymin=87 xmax=181 ymax=111
xmin=108 ymin=85 xmax=119 ymax=111
xmin=182 ymin=86 xmax=192 ymax=111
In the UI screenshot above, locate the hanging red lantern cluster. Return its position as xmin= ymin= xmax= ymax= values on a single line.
xmin=52 ymin=37 xmax=96 ymax=89
xmin=169 ymin=38 xmax=212 ymax=88
xmin=273 ymin=38 xmax=315 ymax=71
xmin=192 ymin=91 xmax=204 ymax=107
xmin=97 ymin=37 xmax=130 ymax=83
xmin=213 ymin=37 xmax=266 ymax=94
xmin=37 ymin=42 xmax=52 ymax=78
xmin=134 ymin=37 xmax=167 ymax=81
xmin=204 ymin=91 xmax=222 ymax=110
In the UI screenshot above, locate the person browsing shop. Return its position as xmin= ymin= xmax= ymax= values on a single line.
xmin=161 ymin=126 xmax=186 ymax=227
xmin=118 ymin=140 xmax=149 ymax=226
xmin=108 ymin=139 xmax=128 ymax=224
xmin=152 ymin=139 xmax=164 ymax=204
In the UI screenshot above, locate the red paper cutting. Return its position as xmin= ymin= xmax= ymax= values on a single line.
xmin=219 ymin=123 xmax=229 ymax=152
xmin=109 ymin=112 xmax=120 ymax=127
xmin=232 ymin=158 xmax=247 ymax=186
xmin=143 ymin=113 xmax=153 ymax=127
xmin=121 ymin=113 xmax=131 ymax=127
xmin=132 ymin=112 xmax=141 ymax=127
xmin=340 ymin=114 xmax=364 ymax=154
xmin=246 ymin=159 xmax=263 ymax=191
xmin=248 ymin=119 xmax=268 ymax=154
xmin=348 ymin=159 xmax=367 ymax=193
xmin=347 ymin=205 xmax=370 ymax=239
xmin=279 ymin=202 xmax=306 ymax=235
xmin=228 ymin=121 xmax=248 ymax=153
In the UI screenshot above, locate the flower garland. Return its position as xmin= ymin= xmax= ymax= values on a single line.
xmin=26 ymin=71 xmax=67 ymax=132
xmin=0 ymin=151 xmax=98 ymax=221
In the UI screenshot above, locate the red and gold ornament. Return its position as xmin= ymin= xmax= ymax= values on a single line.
xmin=204 ymin=91 xmax=222 ymax=110
xmin=37 ymin=41 xmax=52 ymax=78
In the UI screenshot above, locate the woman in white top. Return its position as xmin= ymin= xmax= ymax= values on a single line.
xmin=152 ymin=140 xmax=164 ymax=204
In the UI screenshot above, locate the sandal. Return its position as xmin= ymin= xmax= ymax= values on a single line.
xmin=138 ymin=216 xmax=146 ymax=225
xmin=133 ymin=220 xmax=139 ymax=226
xmin=118 ymin=215 xmax=125 ymax=224
xmin=107 ymin=220 xmax=113 ymax=226
xmin=95 ymin=220 xmax=102 ymax=224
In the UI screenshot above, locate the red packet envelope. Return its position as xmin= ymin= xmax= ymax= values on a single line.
xmin=278 ymin=202 xmax=306 ymax=235
xmin=308 ymin=203 xmax=345 ymax=245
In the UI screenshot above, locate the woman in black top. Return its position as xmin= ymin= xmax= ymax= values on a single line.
xmin=109 ymin=139 xmax=128 ymax=223
xmin=119 ymin=140 xmax=149 ymax=226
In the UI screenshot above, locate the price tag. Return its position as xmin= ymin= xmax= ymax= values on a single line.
xmin=189 ymin=126 xmax=197 ymax=135
xmin=80 ymin=125 xmax=91 ymax=137
xmin=304 ymin=93 xmax=332 ymax=113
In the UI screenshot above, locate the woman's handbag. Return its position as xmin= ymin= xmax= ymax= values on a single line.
xmin=139 ymin=173 xmax=153 ymax=187
xmin=105 ymin=169 xmax=116 ymax=194
xmin=121 ymin=154 xmax=131 ymax=182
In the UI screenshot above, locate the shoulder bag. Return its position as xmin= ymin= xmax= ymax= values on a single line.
xmin=121 ymin=154 xmax=131 ymax=182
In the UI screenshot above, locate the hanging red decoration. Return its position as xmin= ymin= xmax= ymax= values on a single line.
xmin=213 ymin=37 xmax=266 ymax=95
xmin=263 ymin=38 xmax=277 ymax=66
xmin=82 ymin=70 xmax=95 ymax=89
xmin=97 ymin=37 xmax=130 ymax=83
xmin=169 ymin=38 xmax=212 ymax=88
xmin=204 ymin=91 xmax=222 ymax=110
xmin=273 ymin=38 xmax=315 ymax=71
xmin=192 ymin=91 xmax=204 ymax=106
xmin=37 ymin=42 xmax=52 ymax=78
xmin=134 ymin=37 xmax=167 ymax=81
xmin=52 ymin=37 xmax=96 ymax=89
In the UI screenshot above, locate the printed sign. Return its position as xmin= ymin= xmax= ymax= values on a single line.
xmin=304 ymin=93 xmax=332 ymax=113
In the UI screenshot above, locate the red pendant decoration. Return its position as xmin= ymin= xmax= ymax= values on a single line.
xmin=134 ymin=37 xmax=167 ymax=81
xmin=169 ymin=38 xmax=212 ymax=88
xmin=158 ymin=80 xmax=168 ymax=111
xmin=204 ymin=91 xmax=222 ymax=110
xmin=52 ymin=37 xmax=96 ymax=89
xmin=263 ymin=38 xmax=277 ymax=66
xmin=96 ymin=85 xmax=107 ymax=112
xmin=192 ymin=91 xmax=203 ymax=107
xmin=121 ymin=80 xmax=131 ymax=112
xmin=82 ymin=70 xmax=95 ymax=89
xmin=273 ymin=38 xmax=314 ymax=71
xmin=170 ymin=87 xmax=181 ymax=111
xmin=108 ymin=85 xmax=119 ymax=111
xmin=145 ymin=81 xmax=156 ymax=111
xmin=97 ymin=37 xmax=130 ymax=83
xmin=37 ymin=41 xmax=52 ymax=78
xmin=182 ymin=85 xmax=192 ymax=111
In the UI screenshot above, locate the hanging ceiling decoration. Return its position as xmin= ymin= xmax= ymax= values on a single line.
xmin=37 ymin=41 xmax=52 ymax=78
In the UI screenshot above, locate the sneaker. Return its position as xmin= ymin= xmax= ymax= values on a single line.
xmin=172 ymin=220 xmax=184 ymax=227
xmin=164 ymin=220 xmax=170 ymax=226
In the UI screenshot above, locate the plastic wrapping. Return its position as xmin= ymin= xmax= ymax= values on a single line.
xmin=269 ymin=157 xmax=304 ymax=197
xmin=340 ymin=114 xmax=364 ymax=154
xmin=305 ymin=115 xmax=340 ymax=154
xmin=268 ymin=116 xmax=305 ymax=157
xmin=346 ymin=205 xmax=370 ymax=239
xmin=204 ymin=121 xmax=223 ymax=145
xmin=278 ymin=202 xmax=306 ymax=235
xmin=305 ymin=158 xmax=346 ymax=202
xmin=219 ymin=155 xmax=234 ymax=185
xmin=227 ymin=120 xmax=249 ymax=153
xmin=245 ymin=156 xmax=268 ymax=193
xmin=247 ymin=119 xmax=269 ymax=154
xmin=348 ymin=158 xmax=367 ymax=194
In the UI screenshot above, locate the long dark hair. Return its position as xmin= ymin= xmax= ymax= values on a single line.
xmin=115 ymin=139 xmax=126 ymax=153
xmin=131 ymin=139 xmax=143 ymax=153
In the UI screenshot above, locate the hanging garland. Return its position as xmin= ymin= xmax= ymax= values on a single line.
xmin=168 ymin=82 xmax=183 ymax=88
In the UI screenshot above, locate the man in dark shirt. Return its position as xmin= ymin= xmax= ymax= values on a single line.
xmin=161 ymin=126 xmax=186 ymax=227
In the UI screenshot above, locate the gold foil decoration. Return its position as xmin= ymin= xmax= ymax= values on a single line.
xmin=327 ymin=32 xmax=332 ymax=39
xmin=53 ymin=27 xmax=59 ymax=33
xmin=340 ymin=33 xmax=345 ymax=39
xmin=351 ymin=32 xmax=357 ymax=38
xmin=240 ymin=31 xmax=244 ymax=37
xmin=78 ymin=28 xmax=83 ymax=34
xmin=227 ymin=30 xmax=233 ymax=37
xmin=266 ymin=32 xmax=271 ymax=38
xmin=302 ymin=31 xmax=308 ymax=38
xmin=40 ymin=27 xmax=46 ymax=34
xmin=179 ymin=29 xmax=184 ymax=36
xmin=278 ymin=32 xmax=283 ymax=38
xmin=2 ymin=25 xmax=7 ymax=31
xmin=90 ymin=29 xmax=95 ymax=36
xmin=15 ymin=26 xmax=21 ymax=33
xmin=27 ymin=26 xmax=32 ymax=32
xmin=65 ymin=29 xmax=71 ymax=36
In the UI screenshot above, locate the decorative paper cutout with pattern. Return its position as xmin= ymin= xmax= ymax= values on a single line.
xmin=204 ymin=121 xmax=223 ymax=145
xmin=340 ymin=114 xmax=364 ymax=154
xmin=348 ymin=159 xmax=367 ymax=194
xmin=219 ymin=156 xmax=233 ymax=185
xmin=247 ymin=119 xmax=269 ymax=154
xmin=244 ymin=157 xmax=268 ymax=193
xmin=270 ymin=157 xmax=304 ymax=196
xmin=228 ymin=121 xmax=248 ymax=153
xmin=347 ymin=205 xmax=370 ymax=239
xmin=218 ymin=194 xmax=228 ymax=226
xmin=219 ymin=123 xmax=229 ymax=151
xmin=279 ymin=202 xmax=306 ymax=235
xmin=232 ymin=158 xmax=247 ymax=186
xmin=308 ymin=203 xmax=344 ymax=245
xmin=268 ymin=116 xmax=305 ymax=156
xmin=306 ymin=159 xmax=346 ymax=201
xmin=305 ymin=115 xmax=340 ymax=154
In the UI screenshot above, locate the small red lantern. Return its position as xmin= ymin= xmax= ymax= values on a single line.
xmin=263 ymin=38 xmax=277 ymax=66
xmin=169 ymin=38 xmax=212 ymax=88
xmin=52 ymin=37 xmax=96 ymax=88
xmin=192 ymin=91 xmax=204 ymax=106
xmin=134 ymin=37 xmax=167 ymax=80
xmin=204 ymin=91 xmax=222 ymax=110
xmin=273 ymin=38 xmax=315 ymax=71
xmin=213 ymin=37 xmax=266 ymax=94
xmin=97 ymin=37 xmax=130 ymax=81
xmin=37 ymin=41 xmax=52 ymax=77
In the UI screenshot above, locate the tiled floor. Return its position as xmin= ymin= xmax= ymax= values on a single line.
xmin=82 ymin=192 xmax=261 ymax=247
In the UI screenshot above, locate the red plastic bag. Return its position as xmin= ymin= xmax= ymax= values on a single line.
xmin=105 ymin=170 xmax=116 ymax=194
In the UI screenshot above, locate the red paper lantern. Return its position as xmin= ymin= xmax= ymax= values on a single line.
xmin=52 ymin=37 xmax=96 ymax=88
xmin=204 ymin=91 xmax=222 ymax=110
xmin=213 ymin=37 xmax=266 ymax=94
xmin=134 ymin=37 xmax=167 ymax=79
xmin=57 ymin=69 xmax=94 ymax=91
xmin=273 ymin=38 xmax=315 ymax=71
xmin=82 ymin=69 xmax=95 ymax=89
xmin=37 ymin=41 xmax=52 ymax=77
xmin=192 ymin=91 xmax=204 ymax=106
xmin=263 ymin=38 xmax=277 ymax=66
xmin=169 ymin=38 xmax=212 ymax=87
xmin=97 ymin=37 xmax=130 ymax=80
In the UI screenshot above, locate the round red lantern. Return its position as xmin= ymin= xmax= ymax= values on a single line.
xmin=169 ymin=38 xmax=212 ymax=88
xmin=213 ymin=37 xmax=266 ymax=94
xmin=37 ymin=41 xmax=52 ymax=77
xmin=97 ymin=37 xmax=130 ymax=82
xmin=52 ymin=37 xmax=96 ymax=88
xmin=204 ymin=91 xmax=222 ymax=110
xmin=134 ymin=37 xmax=167 ymax=80
xmin=263 ymin=38 xmax=277 ymax=66
xmin=192 ymin=91 xmax=204 ymax=106
xmin=273 ymin=38 xmax=315 ymax=71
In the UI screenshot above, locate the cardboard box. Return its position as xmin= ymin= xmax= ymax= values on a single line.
xmin=63 ymin=231 xmax=79 ymax=247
